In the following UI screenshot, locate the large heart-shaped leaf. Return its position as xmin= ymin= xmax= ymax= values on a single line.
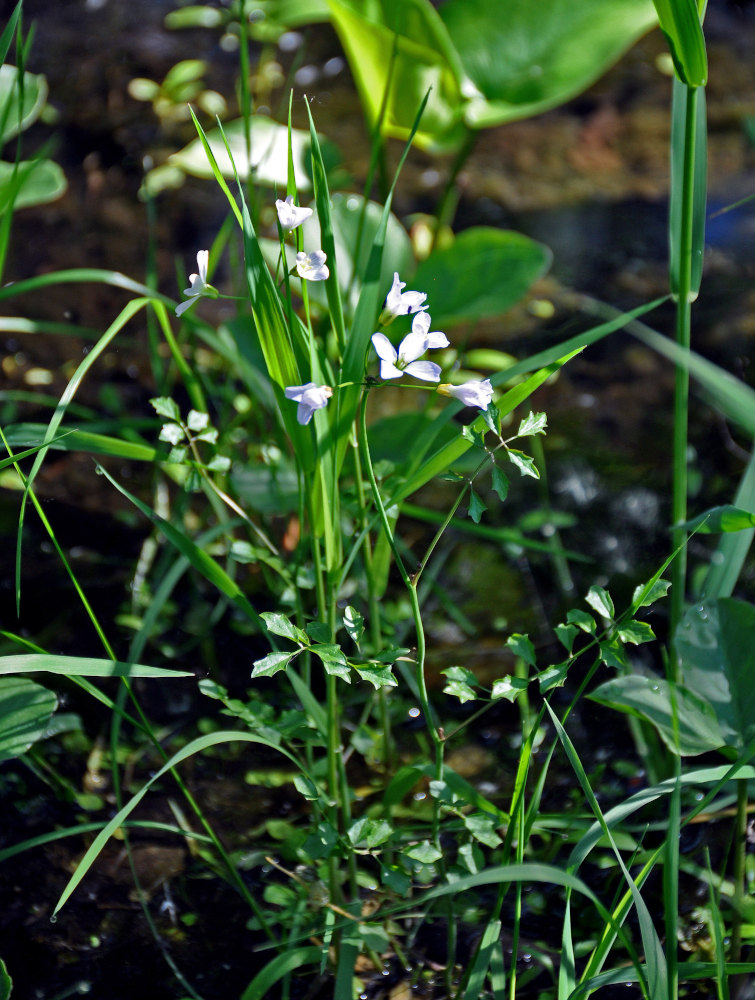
xmin=412 ymin=227 xmax=551 ymax=327
xmin=439 ymin=0 xmax=658 ymax=128
xmin=0 ymin=676 xmax=57 ymax=764
xmin=170 ymin=117 xmax=313 ymax=188
xmin=589 ymin=675 xmax=727 ymax=755
xmin=0 ymin=158 xmax=67 ymax=211
xmin=0 ymin=65 xmax=48 ymax=145
xmin=327 ymin=0 xmax=468 ymax=151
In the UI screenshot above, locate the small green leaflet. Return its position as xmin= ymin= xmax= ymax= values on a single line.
xmin=150 ymin=396 xmax=181 ymax=420
xmin=491 ymin=675 xmax=529 ymax=702
xmin=586 ymin=585 xmax=615 ymax=620
xmin=312 ymin=644 xmax=351 ymax=682
xmin=491 ymin=464 xmax=509 ymax=502
xmin=353 ymin=664 xmax=397 ymax=689
xmin=252 ymin=651 xmax=295 ymax=678
xmin=507 ymin=449 xmax=539 ymax=479
xmin=468 ymin=488 xmax=488 ymax=524
xmin=517 ymin=411 xmax=547 ymax=437
xmin=343 ymin=606 xmax=364 ymax=645
xmin=261 ymin=611 xmax=308 ymax=645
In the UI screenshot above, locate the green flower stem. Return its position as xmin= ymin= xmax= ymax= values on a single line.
xmin=670 ymin=83 xmax=698 ymax=673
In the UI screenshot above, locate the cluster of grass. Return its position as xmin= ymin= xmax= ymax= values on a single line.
xmin=1 ymin=1 xmax=755 ymax=998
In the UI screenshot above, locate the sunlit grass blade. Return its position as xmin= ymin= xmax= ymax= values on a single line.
xmin=0 ymin=819 xmax=213 ymax=864
xmin=0 ymin=2 xmax=22 ymax=66
xmin=0 ymin=268 xmax=173 ymax=305
xmin=3 ymin=425 xmax=159 ymax=462
xmin=461 ymin=918 xmax=502 ymax=1000
xmin=651 ymin=0 xmax=707 ymax=86
xmin=52 ymin=730 xmax=311 ymax=916
xmin=337 ymin=90 xmax=431 ymax=455
xmin=240 ymin=948 xmax=324 ymax=1000
xmin=545 ymin=701 xmax=666 ymax=1000
xmin=0 ymin=653 xmax=191 ymax=678
xmin=305 ymin=99 xmax=346 ymax=354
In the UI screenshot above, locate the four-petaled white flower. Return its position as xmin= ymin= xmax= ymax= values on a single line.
xmin=296 ymin=250 xmax=329 ymax=282
xmin=276 ymin=196 xmax=313 ymax=232
xmin=384 ymin=272 xmax=428 ymax=317
xmin=176 ymin=250 xmax=210 ymax=317
xmin=371 ymin=331 xmax=441 ymax=384
xmin=437 ymin=379 xmax=494 ymax=410
xmin=410 ymin=310 xmax=449 ymax=350
xmin=284 ymin=382 xmax=333 ymax=424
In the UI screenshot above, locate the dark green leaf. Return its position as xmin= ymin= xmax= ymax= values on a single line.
xmin=0 ymin=677 xmax=57 ymax=763
xmin=412 ymin=228 xmax=551 ymax=326
xmin=506 ymin=633 xmax=536 ymax=666
xmin=468 ymin=488 xmax=487 ymax=524
xmin=491 ymin=464 xmax=509 ymax=503
xmin=251 ymin=651 xmax=295 ymax=678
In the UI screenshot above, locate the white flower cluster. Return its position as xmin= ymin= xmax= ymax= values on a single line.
xmin=371 ymin=272 xmax=493 ymax=408
xmin=176 ymin=197 xmax=329 ymax=318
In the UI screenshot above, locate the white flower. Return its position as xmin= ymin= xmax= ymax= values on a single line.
xmin=410 ymin=310 xmax=449 ymax=350
xmin=437 ymin=379 xmax=494 ymax=409
xmin=384 ymin=272 xmax=427 ymax=317
xmin=371 ymin=329 xmax=441 ymax=383
xmin=284 ymin=382 xmax=333 ymax=424
xmin=295 ymin=250 xmax=329 ymax=281
xmin=276 ymin=195 xmax=313 ymax=232
xmin=176 ymin=250 xmax=210 ymax=317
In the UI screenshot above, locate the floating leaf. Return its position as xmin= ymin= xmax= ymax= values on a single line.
xmin=412 ymin=228 xmax=551 ymax=327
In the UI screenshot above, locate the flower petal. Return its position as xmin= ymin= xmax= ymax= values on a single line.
xmin=371 ymin=332 xmax=398 ymax=364
xmin=385 ymin=271 xmax=427 ymax=316
xmin=398 ymin=329 xmax=430 ymax=365
xmin=404 ymin=360 xmax=441 ymax=382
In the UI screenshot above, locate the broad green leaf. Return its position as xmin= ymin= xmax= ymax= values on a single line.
xmin=589 ymin=674 xmax=726 ymax=755
xmin=0 ymin=159 xmax=67 ymax=210
xmin=0 ymin=65 xmax=48 ymax=144
xmin=567 ymin=608 xmax=596 ymax=634
xmin=682 ymin=504 xmax=755 ymax=534
xmin=652 ymin=0 xmax=707 ymax=86
xmin=327 ymin=0 xmax=468 ymax=151
xmin=617 ymin=620 xmax=655 ymax=644
xmin=170 ymin=116 xmax=313 ymax=188
xmin=412 ymin=228 xmax=550 ymax=327
xmin=440 ymin=0 xmax=658 ymax=128
xmin=0 ymin=676 xmax=57 ymax=763
xmin=0 ymin=654 xmax=192 ymax=678
xmin=676 ymin=598 xmax=755 ymax=750
xmin=348 ymin=817 xmax=393 ymax=849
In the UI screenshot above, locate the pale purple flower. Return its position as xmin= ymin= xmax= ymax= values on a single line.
xmin=176 ymin=250 xmax=210 ymax=317
xmin=276 ymin=195 xmax=313 ymax=232
xmin=284 ymin=382 xmax=333 ymax=424
xmin=437 ymin=379 xmax=494 ymax=409
xmin=384 ymin=272 xmax=427 ymax=317
xmin=295 ymin=250 xmax=329 ymax=281
xmin=371 ymin=329 xmax=441 ymax=382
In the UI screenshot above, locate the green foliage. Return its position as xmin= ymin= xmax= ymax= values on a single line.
xmin=0 ymin=676 xmax=57 ymax=763
xmin=328 ymin=0 xmax=658 ymax=147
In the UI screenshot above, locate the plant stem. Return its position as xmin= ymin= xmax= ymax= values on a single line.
xmin=669 ymin=84 xmax=698 ymax=672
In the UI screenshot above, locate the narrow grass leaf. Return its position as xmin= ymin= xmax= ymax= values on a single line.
xmin=53 ymin=731 xmax=311 ymax=916
xmin=0 ymin=2 xmax=22 ymax=66
xmin=96 ymin=463 xmax=263 ymax=628
xmin=670 ymin=79 xmax=707 ymax=299
xmin=652 ymin=0 xmax=707 ymax=86
xmin=545 ymin=702 xmax=666 ymax=999
xmin=0 ymin=654 xmax=192 ymax=678
xmin=240 ymin=948 xmax=323 ymax=1000
xmin=461 ymin=918 xmax=501 ymax=1000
